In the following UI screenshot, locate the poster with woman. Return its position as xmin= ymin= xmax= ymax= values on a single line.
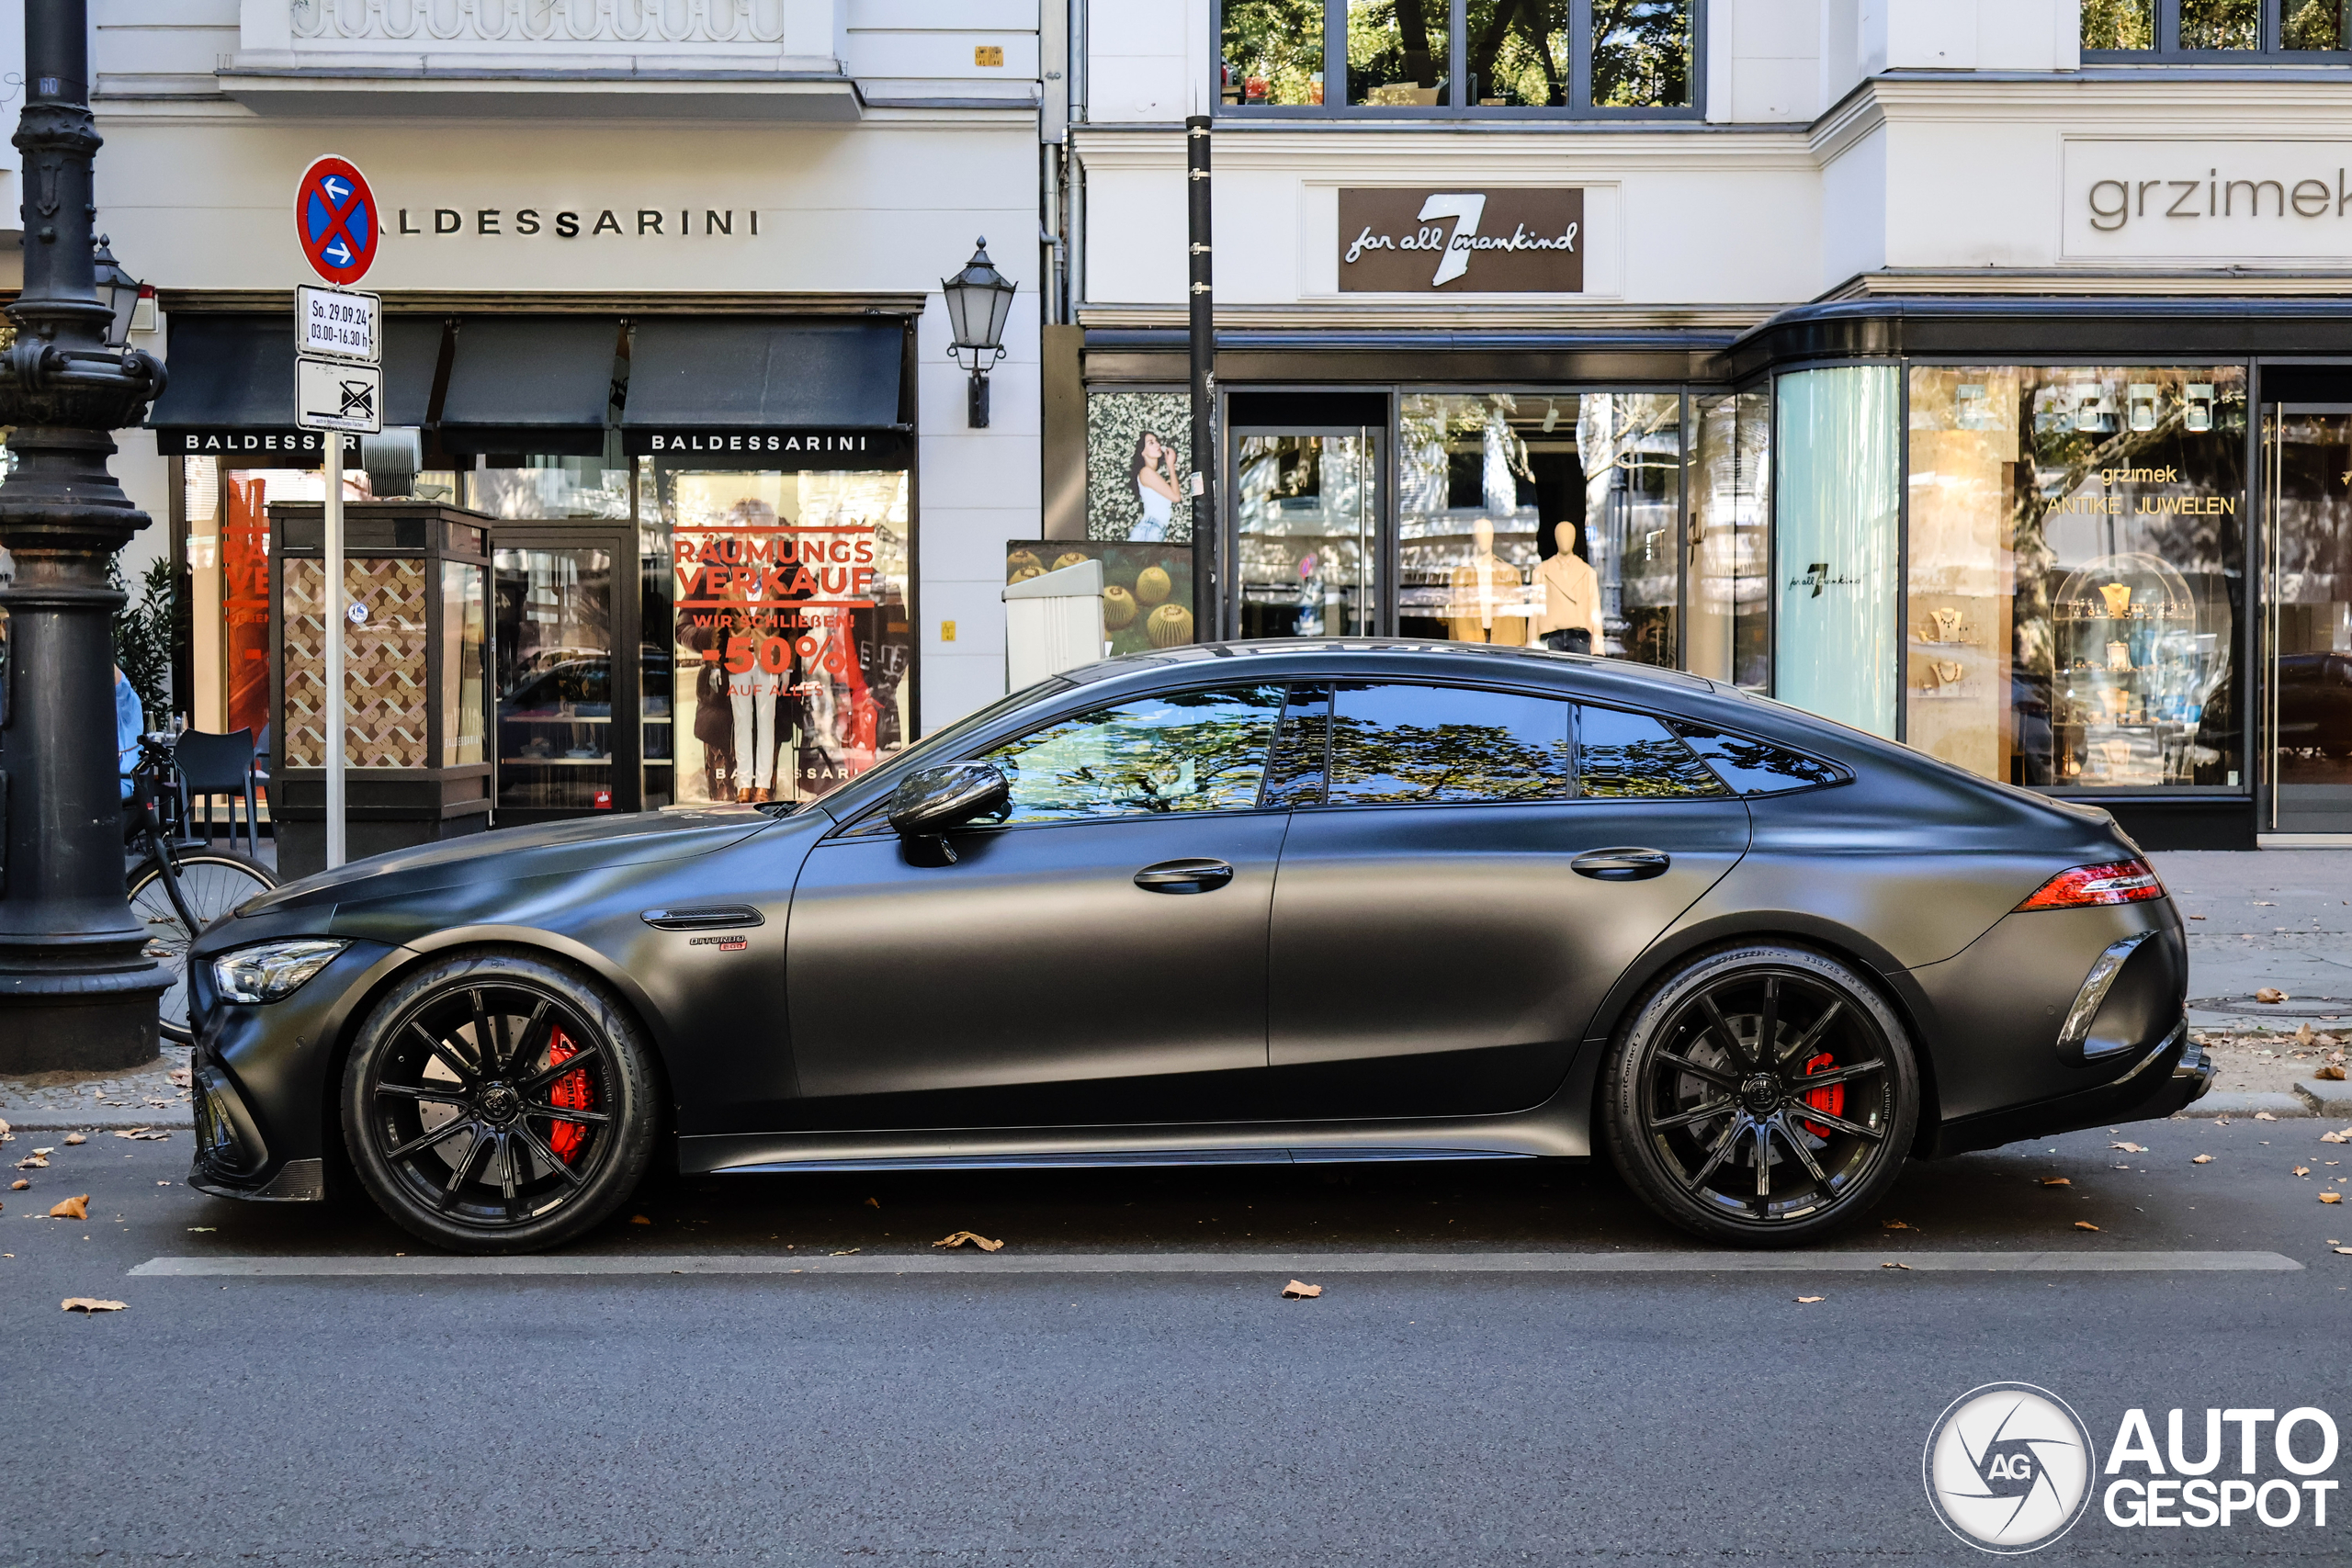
xmin=1086 ymin=391 xmax=1193 ymax=543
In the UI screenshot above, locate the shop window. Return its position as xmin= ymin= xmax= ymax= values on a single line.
xmin=464 ymin=457 xmax=630 ymax=522
xmin=1234 ymin=432 xmax=1378 ymax=638
xmin=440 ymin=561 xmax=486 ymax=767
xmin=1775 ymin=367 xmax=1902 ymax=739
xmin=2084 ymin=0 xmax=2349 ymax=55
xmin=656 ymin=465 xmax=911 ymax=807
xmin=981 ymin=685 xmax=1285 ymax=823
xmin=1399 ymin=391 xmax=1681 ymax=662
xmin=1220 ymin=0 xmax=1698 ymax=115
xmin=1322 ymin=681 xmax=1573 ymax=804
xmin=1691 ymin=388 xmax=1770 ymax=691
xmin=1573 ymin=705 xmax=1724 ymax=797
xmin=1905 ymin=366 xmax=2245 ymax=792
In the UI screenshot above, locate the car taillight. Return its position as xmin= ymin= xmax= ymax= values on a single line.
xmin=2015 ymin=859 xmax=2165 ymax=911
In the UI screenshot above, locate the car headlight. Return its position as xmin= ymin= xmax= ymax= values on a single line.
xmin=211 ymin=939 xmax=348 ymax=1004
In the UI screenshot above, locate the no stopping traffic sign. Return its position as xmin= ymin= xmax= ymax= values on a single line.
xmin=297 ymin=155 xmax=379 ymax=286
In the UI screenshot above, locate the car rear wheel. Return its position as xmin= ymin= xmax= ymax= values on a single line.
xmin=1601 ymin=944 xmax=1919 ymax=1247
xmin=341 ymin=951 xmax=658 ymax=1253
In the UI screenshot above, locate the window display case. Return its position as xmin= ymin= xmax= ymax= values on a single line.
xmin=270 ymin=502 xmax=494 ymax=878
xmin=2051 ymin=553 xmax=2218 ymax=787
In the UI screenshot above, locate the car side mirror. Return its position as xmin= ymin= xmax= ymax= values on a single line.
xmin=886 ymin=761 xmax=1009 ymax=864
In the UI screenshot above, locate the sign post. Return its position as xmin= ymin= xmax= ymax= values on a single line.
xmin=294 ymin=154 xmax=381 ymax=868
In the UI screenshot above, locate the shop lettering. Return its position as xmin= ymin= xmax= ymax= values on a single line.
xmin=1344 ymin=220 xmax=1578 ymax=263
xmin=645 ymin=434 xmax=871 ymax=453
xmin=168 ymin=433 xmax=323 ymax=454
xmin=396 ymin=208 xmax=761 ymax=239
xmin=2087 ymin=168 xmax=2352 ymax=231
xmin=2051 ymin=493 xmax=2237 ymax=515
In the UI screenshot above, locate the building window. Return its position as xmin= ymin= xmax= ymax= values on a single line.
xmin=1220 ymin=0 xmax=1700 ymax=116
xmin=2084 ymin=0 xmax=2350 ymax=58
xmin=1905 ymin=366 xmax=2246 ymax=793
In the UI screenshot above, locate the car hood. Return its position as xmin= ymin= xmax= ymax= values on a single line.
xmin=232 ymin=808 xmax=777 ymax=919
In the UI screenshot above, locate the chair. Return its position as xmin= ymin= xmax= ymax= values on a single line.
xmin=173 ymin=728 xmax=261 ymax=857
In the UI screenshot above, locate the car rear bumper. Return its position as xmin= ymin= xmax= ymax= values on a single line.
xmin=1924 ymin=1022 xmax=2212 ymax=1157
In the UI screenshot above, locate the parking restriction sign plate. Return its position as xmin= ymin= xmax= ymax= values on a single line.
xmin=297 ymin=285 xmax=380 ymax=363
xmin=296 ymin=355 xmax=383 ymax=434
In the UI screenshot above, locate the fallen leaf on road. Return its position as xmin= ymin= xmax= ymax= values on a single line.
xmin=2257 ymin=987 xmax=2290 ymax=1004
xmin=113 ymin=1129 xmax=168 ymax=1141
xmin=1881 ymin=1261 xmax=1912 ymax=1270
xmin=32 ymin=1147 xmax=52 ymax=1157
xmin=2296 ymin=1167 xmax=2313 ymax=1178
xmin=2041 ymin=1178 xmax=2072 ymax=1187
xmin=2324 ymin=1192 xmax=2344 ymax=1205
xmin=1283 ymin=1280 xmax=1324 ymax=1299
xmin=2297 ymin=1023 xmax=2317 ymax=1046
xmin=1882 ymin=1220 xmax=1913 ymax=1231
xmin=2111 ymin=1142 xmax=2147 ymax=1153
xmin=49 ymin=1195 xmax=88 ymax=1220
xmin=2189 ymin=914 xmax=2206 ymax=919
xmin=2075 ymin=1221 xmax=2102 ymax=1231
xmin=61 ymin=1298 xmax=126 ymax=1313
xmin=144 ymin=1098 xmax=170 ymax=1109
xmin=62 ymin=1133 xmax=85 ymax=1145
xmin=1795 ymin=1295 xmax=1826 ymax=1303
xmin=2325 ymin=1132 xmax=2346 ymax=1144
xmin=9 ymin=1179 xmax=25 ymax=1190
xmin=167 ymin=1066 xmax=190 ymax=1089
xmin=2320 ymin=1066 xmax=2348 ymax=1081
xmin=628 ymin=1215 xmax=650 ymax=1225
xmin=830 ymin=1248 xmax=860 ymax=1257
xmin=2336 ymin=1247 xmax=2352 ymax=1256
xmin=2193 ymin=1155 xmax=2215 ymax=1163
xmin=864 ymin=1197 xmax=880 ymax=1209
xmin=2254 ymin=900 xmax=2278 ymax=907
xmin=2257 ymin=1111 xmax=2279 ymax=1122
xmin=933 ymin=1231 xmax=1004 ymax=1252
xmin=186 ymin=1226 xmax=214 ymax=1232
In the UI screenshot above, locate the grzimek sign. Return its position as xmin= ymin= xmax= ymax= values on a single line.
xmin=2064 ymin=139 xmax=2352 ymax=260
xmin=1339 ymin=188 xmax=1584 ymax=292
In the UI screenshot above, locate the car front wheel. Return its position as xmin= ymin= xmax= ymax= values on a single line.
xmin=341 ymin=950 xmax=659 ymax=1253
xmin=1601 ymin=943 xmax=1919 ymax=1247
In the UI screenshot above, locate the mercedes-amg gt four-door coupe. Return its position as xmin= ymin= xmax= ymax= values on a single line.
xmin=187 ymin=642 xmax=2211 ymax=1251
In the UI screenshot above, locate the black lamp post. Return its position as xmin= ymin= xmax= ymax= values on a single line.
xmin=942 ymin=238 xmax=1016 ymax=428
xmin=91 ymin=233 xmax=144 ymax=349
xmin=0 ymin=0 xmax=172 ymax=1074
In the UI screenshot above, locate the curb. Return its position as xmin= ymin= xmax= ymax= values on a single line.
xmin=2 ymin=1106 xmax=194 ymax=1133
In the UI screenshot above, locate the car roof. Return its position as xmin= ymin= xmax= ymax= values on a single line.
xmin=1057 ymin=638 xmax=1726 ymax=697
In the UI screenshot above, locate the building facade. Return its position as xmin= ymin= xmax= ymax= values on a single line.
xmin=40 ymin=0 xmax=1055 ymax=863
xmin=1053 ymin=0 xmax=2352 ymax=850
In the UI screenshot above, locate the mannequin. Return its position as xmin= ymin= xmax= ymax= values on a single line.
xmin=1446 ymin=518 xmax=1531 ymax=645
xmin=1533 ymin=521 xmax=1604 ymax=653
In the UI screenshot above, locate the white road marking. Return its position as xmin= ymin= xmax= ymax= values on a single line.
xmin=127 ymin=1249 xmax=2303 ymax=1279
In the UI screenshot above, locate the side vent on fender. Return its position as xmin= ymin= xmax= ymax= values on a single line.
xmin=640 ymin=905 xmax=764 ymax=931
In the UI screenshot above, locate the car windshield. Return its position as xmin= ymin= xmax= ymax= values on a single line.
xmin=760 ymin=677 xmax=1071 ymax=818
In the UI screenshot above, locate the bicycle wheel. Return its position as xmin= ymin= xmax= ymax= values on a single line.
xmin=129 ymin=852 xmax=279 ymax=1044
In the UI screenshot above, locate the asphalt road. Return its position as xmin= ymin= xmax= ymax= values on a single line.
xmin=6 ymin=1115 xmax=2349 ymax=1566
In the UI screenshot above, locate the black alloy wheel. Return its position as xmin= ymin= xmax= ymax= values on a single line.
xmin=1602 ymin=944 xmax=1919 ymax=1246
xmin=342 ymin=951 xmax=658 ymax=1252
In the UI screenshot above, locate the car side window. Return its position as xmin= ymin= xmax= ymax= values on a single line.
xmin=1323 ymin=682 xmax=1573 ymax=806
xmin=978 ymin=684 xmax=1286 ymax=824
xmin=1672 ymin=725 xmax=1844 ymax=795
xmin=1575 ymin=705 xmax=1726 ymax=798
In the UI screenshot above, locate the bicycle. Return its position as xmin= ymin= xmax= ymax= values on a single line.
xmin=125 ymin=730 xmax=278 ymax=1044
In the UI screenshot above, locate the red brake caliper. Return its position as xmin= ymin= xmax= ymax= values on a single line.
xmin=1799 ymin=1052 xmax=1844 ymax=1140
xmin=546 ymin=1029 xmax=594 ymax=1162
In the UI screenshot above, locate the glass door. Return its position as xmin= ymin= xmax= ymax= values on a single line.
xmin=492 ymin=541 xmax=628 ymax=818
xmin=1231 ymin=428 xmax=1379 ymax=639
xmin=2265 ymin=407 xmax=2352 ymax=835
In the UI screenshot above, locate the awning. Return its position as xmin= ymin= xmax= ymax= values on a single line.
xmin=622 ymin=317 xmax=907 ymax=465
xmin=148 ymin=314 xmax=442 ymax=457
xmin=437 ymin=317 xmax=620 ymax=457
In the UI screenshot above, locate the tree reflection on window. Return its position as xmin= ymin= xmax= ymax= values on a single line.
xmin=1326 ymin=682 xmax=1572 ymax=803
xmin=984 ymin=685 xmax=1284 ymax=823
xmin=1577 ymin=705 xmax=1724 ymax=797
xmin=1674 ymin=726 xmax=1843 ymax=795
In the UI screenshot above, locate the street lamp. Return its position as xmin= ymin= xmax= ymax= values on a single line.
xmin=91 ymin=233 xmax=141 ymax=349
xmin=941 ymin=238 xmax=1015 ymax=428
xmin=0 ymin=0 xmax=173 ymax=1073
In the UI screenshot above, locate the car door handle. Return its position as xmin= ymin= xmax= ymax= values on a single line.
xmin=1134 ymin=858 xmax=1235 ymax=894
xmin=1571 ymin=848 xmax=1671 ymax=881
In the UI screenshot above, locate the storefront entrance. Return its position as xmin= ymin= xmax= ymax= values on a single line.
xmin=2265 ymin=406 xmax=2352 ymax=840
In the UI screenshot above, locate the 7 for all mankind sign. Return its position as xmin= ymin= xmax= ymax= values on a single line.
xmin=1338 ymin=188 xmax=1586 ymax=292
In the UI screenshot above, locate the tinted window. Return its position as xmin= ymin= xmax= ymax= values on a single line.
xmin=1575 ymin=705 xmax=1724 ymax=797
xmin=1674 ymin=726 xmax=1844 ymax=795
xmin=1261 ymin=682 xmax=1331 ymax=808
xmin=982 ymin=685 xmax=1284 ymax=823
xmin=1325 ymin=682 xmax=1573 ymax=805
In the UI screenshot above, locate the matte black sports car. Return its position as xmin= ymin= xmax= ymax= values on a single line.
xmin=187 ymin=641 xmax=2211 ymax=1251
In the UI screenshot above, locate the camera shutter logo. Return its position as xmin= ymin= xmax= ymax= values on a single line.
xmin=1923 ymin=1383 xmax=2098 ymax=1553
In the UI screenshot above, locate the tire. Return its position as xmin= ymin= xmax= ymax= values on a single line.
xmin=341 ymin=949 xmax=659 ymax=1253
xmin=129 ymin=851 xmax=278 ymax=1045
xmin=1600 ymin=943 xmax=1920 ymax=1247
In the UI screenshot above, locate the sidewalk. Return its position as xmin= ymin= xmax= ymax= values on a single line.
xmin=2 ymin=851 xmax=2344 ymax=1137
